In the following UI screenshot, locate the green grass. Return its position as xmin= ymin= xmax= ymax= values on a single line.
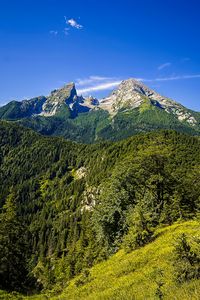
xmin=54 ymin=220 xmax=200 ymax=300
xmin=2 ymin=220 xmax=200 ymax=300
xmin=139 ymin=97 xmax=154 ymax=113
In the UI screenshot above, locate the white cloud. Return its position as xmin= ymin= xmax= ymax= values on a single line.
xmin=76 ymin=73 xmax=200 ymax=95
xmin=76 ymin=76 xmax=117 ymax=86
xmin=146 ymin=74 xmax=200 ymax=82
xmin=66 ymin=18 xmax=83 ymax=29
xmin=50 ymin=17 xmax=83 ymax=37
xmin=77 ymin=81 xmax=121 ymax=95
xmin=135 ymin=74 xmax=200 ymax=83
xmin=76 ymin=76 xmax=121 ymax=95
xmin=50 ymin=30 xmax=58 ymax=36
xmin=158 ymin=62 xmax=172 ymax=70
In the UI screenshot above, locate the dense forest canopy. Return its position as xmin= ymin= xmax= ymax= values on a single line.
xmin=0 ymin=121 xmax=200 ymax=295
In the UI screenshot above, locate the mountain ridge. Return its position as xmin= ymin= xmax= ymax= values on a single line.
xmin=0 ymin=121 xmax=200 ymax=296
xmin=0 ymin=78 xmax=199 ymax=143
xmin=100 ymin=79 xmax=198 ymax=125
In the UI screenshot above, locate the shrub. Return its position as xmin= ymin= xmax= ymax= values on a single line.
xmin=173 ymin=233 xmax=200 ymax=283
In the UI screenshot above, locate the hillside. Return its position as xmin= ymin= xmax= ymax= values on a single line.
xmin=0 ymin=121 xmax=200 ymax=297
xmin=1 ymin=1 xmax=200 ymax=299
xmin=1 ymin=221 xmax=200 ymax=299
xmin=0 ymin=79 xmax=200 ymax=143
xmin=50 ymin=221 xmax=200 ymax=300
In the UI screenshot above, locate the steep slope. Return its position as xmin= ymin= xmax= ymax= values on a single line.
xmin=0 ymin=121 xmax=200 ymax=296
xmin=0 ymin=79 xmax=200 ymax=142
xmin=0 ymin=83 xmax=97 ymax=121
xmin=40 ymin=82 xmax=92 ymax=117
xmin=0 ymin=97 xmax=46 ymax=120
xmin=52 ymin=221 xmax=200 ymax=300
xmin=1 ymin=221 xmax=200 ymax=299
xmin=100 ymin=79 xmax=197 ymax=126
xmin=40 ymin=82 xmax=77 ymax=117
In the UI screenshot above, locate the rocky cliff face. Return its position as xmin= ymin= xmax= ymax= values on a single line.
xmin=100 ymin=79 xmax=148 ymax=112
xmin=40 ymin=83 xmax=100 ymax=116
xmin=0 ymin=78 xmax=199 ymax=130
xmin=99 ymin=79 xmax=197 ymax=125
xmin=40 ymin=83 xmax=77 ymax=116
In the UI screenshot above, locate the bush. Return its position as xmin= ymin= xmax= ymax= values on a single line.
xmin=74 ymin=269 xmax=91 ymax=287
xmin=123 ymin=201 xmax=154 ymax=252
xmin=173 ymin=233 xmax=200 ymax=283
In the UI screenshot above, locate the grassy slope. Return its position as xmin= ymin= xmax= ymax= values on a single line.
xmin=1 ymin=221 xmax=200 ymax=300
xmin=54 ymin=221 xmax=200 ymax=300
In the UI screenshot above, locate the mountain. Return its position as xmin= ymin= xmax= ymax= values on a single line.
xmin=0 ymin=79 xmax=200 ymax=143
xmin=0 ymin=121 xmax=200 ymax=296
xmin=0 ymin=82 xmax=98 ymax=119
xmin=100 ymin=79 xmax=198 ymax=125
xmin=1 ymin=80 xmax=200 ymax=298
xmin=0 ymin=96 xmax=46 ymax=120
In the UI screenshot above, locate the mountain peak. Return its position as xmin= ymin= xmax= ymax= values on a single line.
xmin=0 ymin=78 xmax=198 ymax=131
xmin=99 ymin=78 xmax=197 ymax=125
xmin=114 ymin=78 xmax=159 ymax=99
xmin=50 ymin=82 xmax=77 ymax=99
xmin=99 ymin=78 xmax=156 ymax=113
xmin=63 ymin=81 xmax=76 ymax=91
xmin=120 ymin=78 xmax=145 ymax=86
xmin=41 ymin=82 xmax=77 ymax=116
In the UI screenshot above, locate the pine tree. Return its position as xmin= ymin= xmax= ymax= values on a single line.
xmin=0 ymin=193 xmax=34 ymax=292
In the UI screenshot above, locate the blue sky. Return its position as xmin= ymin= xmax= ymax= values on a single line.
xmin=0 ymin=0 xmax=200 ymax=110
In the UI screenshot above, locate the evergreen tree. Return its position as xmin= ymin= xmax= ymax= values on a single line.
xmin=0 ymin=193 xmax=34 ymax=292
xmin=173 ymin=234 xmax=200 ymax=283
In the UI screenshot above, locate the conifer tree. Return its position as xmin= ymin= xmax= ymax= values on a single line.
xmin=0 ymin=193 xmax=34 ymax=292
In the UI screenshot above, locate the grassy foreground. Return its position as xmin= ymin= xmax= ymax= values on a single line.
xmin=1 ymin=220 xmax=200 ymax=300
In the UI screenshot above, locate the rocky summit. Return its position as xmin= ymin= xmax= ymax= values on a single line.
xmin=40 ymin=82 xmax=77 ymax=116
xmin=0 ymin=78 xmax=199 ymax=142
xmin=100 ymin=79 xmax=197 ymax=125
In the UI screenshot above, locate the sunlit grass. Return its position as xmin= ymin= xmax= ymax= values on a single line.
xmin=1 ymin=220 xmax=200 ymax=300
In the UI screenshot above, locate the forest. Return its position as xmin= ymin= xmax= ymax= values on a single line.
xmin=0 ymin=120 xmax=200 ymax=299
